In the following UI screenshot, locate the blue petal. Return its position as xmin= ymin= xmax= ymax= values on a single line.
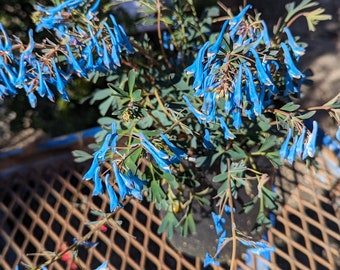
xmin=216 ymin=230 xmax=227 ymax=255
xmin=86 ymin=0 xmax=101 ymax=20
xmin=65 ymin=43 xmax=88 ymax=78
xmin=92 ymin=168 xmax=104 ymax=196
xmin=95 ymin=260 xmax=108 ymax=270
xmin=280 ymin=128 xmax=292 ymax=160
xmin=336 ymin=126 xmax=340 ymax=141
xmin=211 ymin=211 xmax=226 ymax=234
xmin=139 ymin=132 xmax=169 ymax=160
xmin=203 ymin=129 xmax=214 ymax=149
xmin=233 ymin=64 xmax=243 ymax=107
xmin=302 ymin=121 xmax=318 ymax=159
xmin=284 ymin=27 xmax=305 ymax=60
xmin=203 ymin=252 xmax=220 ymax=267
xmin=83 ymin=152 xmax=100 ymax=180
xmin=250 ymin=48 xmax=273 ymax=86
xmin=183 ymin=95 xmax=206 ymax=123
xmin=296 ymin=126 xmax=306 ymax=158
xmin=232 ymin=109 xmax=242 ymax=130
xmin=287 ymin=135 xmax=298 ymax=164
xmin=160 ymin=134 xmax=187 ymax=161
xmin=112 ymin=162 xmax=128 ymax=200
xmin=218 ymin=116 xmax=236 ymax=140
xmin=280 ymin=42 xmax=303 ymax=79
xmin=207 ymin=20 xmax=229 ymax=56
xmin=104 ymin=173 xmax=122 ymax=211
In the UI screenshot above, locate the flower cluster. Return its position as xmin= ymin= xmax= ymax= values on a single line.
xmin=83 ymin=123 xmax=146 ymax=212
xmin=183 ymin=5 xmax=306 ymax=142
xmin=280 ymin=121 xmax=319 ymax=164
xmin=0 ymin=0 xmax=133 ymax=107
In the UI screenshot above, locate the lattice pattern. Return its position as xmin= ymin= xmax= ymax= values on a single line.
xmin=0 ymin=148 xmax=339 ymax=270
xmin=0 ymin=154 xmax=203 ymax=270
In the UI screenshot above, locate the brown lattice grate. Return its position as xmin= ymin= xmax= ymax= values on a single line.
xmin=0 ymin=145 xmax=339 ymax=269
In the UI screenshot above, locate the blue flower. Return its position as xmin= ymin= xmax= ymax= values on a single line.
xmin=296 ymin=126 xmax=306 ymax=159
xmin=224 ymin=205 xmax=235 ymax=215
xmin=0 ymin=23 xmax=13 ymax=58
xmin=86 ymin=0 xmax=101 ymax=21
xmin=250 ymin=48 xmax=273 ymax=86
xmin=232 ymin=109 xmax=242 ymax=130
xmin=183 ymin=95 xmax=206 ymax=123
xmin=280 ymin=128 xmax=292 ymax=160
xmin=203 ymin=129 xmax=214 ymax=149
xmin=103 ymin=173 xmax=120 ymax=206
xmin=52 ymin=59 xmax=69 ymax=101
xmin=280 ymin=42 xmax=303 ymax=79
xmin=102 ymin=38 xmax=111 ymax=69
xmin=216 ymin=230 xmax=227 ymax=256
xmin=92 ymin=168 xmax=104 ymax=196
xmin=83 ymin=152 xmax=100 ymax=180
xmin=261 ymin=21 xmax=271 ymax=47
xmin=95 ymin=261 xmax=108 ymax=270
xmin=207 ymin=20 xmax=229 ymax=56
xmin=65 ymin=43 xmax=88 ymax=78
xmin=201 ymin=91 xmax=217 ymax=122
xmin=284 ymin=27 xmax=305 ymax=60
xmin=211 ymin=211 xmax=226 ymax=234
xmin=160 ymin=134 xmax=187 ymax=162
xmin=203 ymin=252 xmax=220 ymax=267
xmin=244 ymin=65 xmax=259 ymax=104
xmin=287 ymin=135 xmax=298 ymax=164
xmin=109 ymin=15 xmax=134 ymax=54
xmin=112 ymin=161 xmax=128 ymax=200
xmin=218 ymin=115 xmax=236 ymax=140
xmin=233 ymin=64 xmax=243 ymax=107
xmin=302 ymin=120 xmax=318 ymax=159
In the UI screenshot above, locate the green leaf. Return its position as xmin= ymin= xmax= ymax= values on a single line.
xmin=280 ymin=102 xmax=300 ymax=112
xmin=99 ymin=96 xmax=114 ymax=116
xmin=252 ymin=211 xmax=272 ymax=234
xmin=124 ymin=147 xmax=143 ymax=174
xmin=128 ymin=69 xmax=136 ymax=98
xmin=97 ymin=117 xmax=115 ymax=126
xmin=213 ymin=172 xmax=229 ymax=183
xmin=297 ymin=110 xmax=316 ymax=120
xmin=131 ymin=89 xmax=142 ymax=102
xmin=259 ymin=135 xmax=277 ymax=153
xmin=157 ymin=211 xmax=179 ymax=238
xmin=90 ymin=88 xmax=115 ymax=104
xmin=148 ymin=180 xmax=167 ymax=209
xmin=261 ymin=186 xmax=281 ymax=210
xmin=72 ymin=150 xmax=93 ymax=163
xmin=227 ymin=144 xmax=247 ymax=159
xmin=182 ymin=212 xmax=196 ymax=237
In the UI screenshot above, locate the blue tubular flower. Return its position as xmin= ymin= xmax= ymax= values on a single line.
xmin=0 ymin=69 xmax=16 ymax=96
xmin=218 ymin=115 xmax=236 ymax=140
xmin=102 ymin=38 xmax=111 ymax=69
xmin=52 ymin=59 xmax=69 ymax=101
xmin=83 ymin=44 xmax=94 ymax=71
xmin=183 ymin=95 xmax=206 ymax=123
xmin=95 ymin=261 xmax=108 ymax=270
xmin=244 ymin=65 xmax=259 ymax=104
xmin=230 ymin=4 xmax=252 ymax=29
xmin=261 ymin=21 xmax=271 ymax=47
xmin=233 ymin=64 xmax=243 ymax=107
xmin=15 ymin=54 xmax=26 ymax=87
xmin=65 ymin=43 xmax=88 ymax=78
xmin=120 ymin=173 xmax=144 ymax=200
xmin=104 ymin=171 xmax=122 ymax=212
xmin=303 ymin=121 xmax=318 ymax=159
xmin=104 ymin=22 xmax=121 ymax=66
xmin=27 ymin=92 xmax=37 ymax=108
xmin=280 ymin=42 xmax=303 ymax=79
xmin=284 ymin=27 xmax=305 ymax=60
xmin=280 ymin=128 xmax=292 ymax=160
xmin=139 ymin=132 xmax=172 ymax=173
xmin=0 ymin=23 xmax=12 ymax=58
xmin=203 ymin=129 xmax=214 ymax=149
xmin=250 ymin=48 xmax=273 ymax=86
xmin=216 ymin=230 xmax=227 ymax=255
xmin=287 ymin=135 xmax=298 ymax=164
xmin=207 ymin=20 xmax=229 ymax=56
xmin=86 ymin=0 xmax=101 ymax=21
xmin=232 ymin=109 xmax=242 ymax=130
xmin=201 ymin=91 xmax=216 ymax=122
xmin=83 ymin=152 xmax=100 ymax=180
xmin=211 ymin=211 xmax=226 ymax=234
xmin=127 ymin=171 xmax=147 ymax=191
xmin=97 ymin=133 xmax=113 ymax=161
xmin=92 ymin=168 xmax=104 ymax=196
xmin=160 ymin=134 xmax=187 ymax=162
xmin=109 ymin=15 xmax=134 ymax=54
xmin=186 ymin=41 xmax=210 ymax=91
xmin=204 ymin=252 xmax=220 ymax=267
xmin=224 ymin=205 xmax=235 ymax=215
xmin=87 ymin=24 xmax=103 ymax=56
xmin=296 ymin=126 xmax=306 ymax=158
xmin=112 ymin=162 xmax=128 ymax=200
